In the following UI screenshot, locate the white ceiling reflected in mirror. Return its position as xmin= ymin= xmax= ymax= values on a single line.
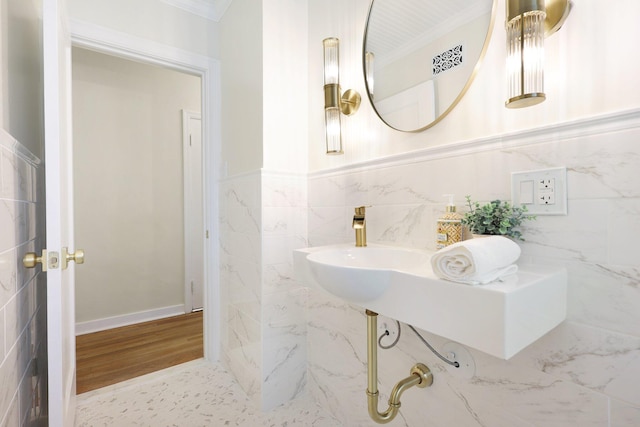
xmin=363 ymin=0 xmax=497 ymax=132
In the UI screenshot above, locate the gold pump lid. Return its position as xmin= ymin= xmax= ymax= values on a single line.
xmin=443 ymin=194 xmax=457 ymax=213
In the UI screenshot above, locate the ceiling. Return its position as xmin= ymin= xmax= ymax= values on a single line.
xmin=365 ymin=0 xmax=493 ymax=63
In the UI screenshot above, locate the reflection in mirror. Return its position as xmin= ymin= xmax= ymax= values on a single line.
xmin=363 ymin=0 xmax=496 ymax=132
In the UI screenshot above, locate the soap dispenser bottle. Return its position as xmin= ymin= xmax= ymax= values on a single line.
xmin=436 ymin=194 xmax=464 ymax=249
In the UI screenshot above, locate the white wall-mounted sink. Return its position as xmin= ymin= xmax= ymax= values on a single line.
xmin=294 ymin=244 xmax=567 ymax=360
xmin=306 ymin=246 xmax=431 ymax=302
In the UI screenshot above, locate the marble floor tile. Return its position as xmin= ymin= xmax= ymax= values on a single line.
xmin=75 ymin=359 xmax=341 ymax=427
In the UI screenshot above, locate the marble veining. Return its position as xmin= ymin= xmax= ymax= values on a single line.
xmin=75 ymin=360 xmax=340 ymax=427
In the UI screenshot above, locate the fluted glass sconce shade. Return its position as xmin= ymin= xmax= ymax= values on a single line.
xmin=505 ymin=0 xmax=572 ymax=109
xmin=506 ymin=0 xmax=546 ymax=108
xmin=323 ymin=38 xmax=340 ymax=85
xmin=323 ymin=38 xmax=343 ymax=154
xmin=323 ymin=37 xmax=361 ymax=155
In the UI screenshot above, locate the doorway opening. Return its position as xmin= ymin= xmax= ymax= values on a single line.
xmin=71 ymin=47 xmax=207 ymax=391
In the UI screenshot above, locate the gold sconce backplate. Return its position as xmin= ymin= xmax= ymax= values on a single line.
xmin=340 ymin=89 xmax=361 ymax=116
xmin=544 ymin=0 xmax=573 ymax=35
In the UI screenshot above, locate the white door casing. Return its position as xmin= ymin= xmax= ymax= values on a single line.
xmin=69 ymin=20 xmax=222 ymax=361
xmin=183 ymin=110 xmax=204 ymax=312
xmin=43 ymin=0 xmax=77 ymax=425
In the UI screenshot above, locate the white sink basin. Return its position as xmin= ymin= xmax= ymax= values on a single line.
xmin=306 ymin=246 xmax=431 ymax=302
xmin=294 ymin=243 xmax=567 ymax=360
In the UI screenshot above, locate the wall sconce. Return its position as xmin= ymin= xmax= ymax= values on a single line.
xmin=505 ymin=0 xmax=572 ymax=108
xmin=323 ymin=37 xmax=361 ymax=154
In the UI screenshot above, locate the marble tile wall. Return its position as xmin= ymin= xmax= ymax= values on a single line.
xmin=220 ymin=171 xmax=263 ymax=407
xmin=220 ymin=170 xmax=309 ymax=411
xmin=305 ymin=111 xmax=640 ymax=426
xmin=0 ymin=130 xmax=47 ymax=427
xmin=261 ymin=171 xmax=308 ymax=410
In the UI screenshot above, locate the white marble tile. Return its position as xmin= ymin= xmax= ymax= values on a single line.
xmin=511 ymin=321 xmax=640 ymax=405
xmin=307 ymin=206 xmax=350 ymax=246
xmin=262 ymin=332 xmax=307 ymax=411
xmin=224 ymin=342 xmax=261 ymax=406
xmin=608 ymin=198 xmax=640 ymax=267
xmin=0 ymin=307 xmax=4 ymax=361
xmin=367 ymin=203 xmax=435 ymax=250
xmin=566 ymin=262 xmax=640 ymax=338
xmin=518 ymin=199 xmax=609 ymax=264
xmin=261 ymin=172 xmax=306 ymax=208
xmin=75 ymin=360 xmax=340 ymax=427
xmin=0 ymin=248 xmax=15 ymax=308
xmin=610 ymin=398 xmax=640 ymax=427
xmin=308 ymin=174 xmax=346 ymax=207
xmin=0 ymin=200 xmax=17 ymax=253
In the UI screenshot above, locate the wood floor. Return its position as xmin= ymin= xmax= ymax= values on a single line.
xmin=76 ymin=311 xmax=203 ymax=394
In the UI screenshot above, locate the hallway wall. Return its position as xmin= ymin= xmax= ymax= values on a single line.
xmin=72 ymin=47 xmax=201 ymax=328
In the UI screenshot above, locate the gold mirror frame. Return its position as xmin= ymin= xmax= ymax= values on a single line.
xmin=363 ymin=0 xmax=497 ymax=133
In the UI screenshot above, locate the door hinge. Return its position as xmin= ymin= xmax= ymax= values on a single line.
xmin=206 ymin=230 xmax=209 ymax=239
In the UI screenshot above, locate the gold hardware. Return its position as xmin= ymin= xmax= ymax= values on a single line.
xmin=366 ymin=310 xmax=432 ymax=424
xmin=22 ymin=250 xmax=59 ymax=270
xmin=543 ymin=0 xmax=573 ymax=36
xmin=23 ymin=250 xmax=47 ymax=270
xmin=353 ymin=206 xmax=367 ymax=247
xmin=61 ymin=247 xmax=85 ymax=270
xmin=340 ymin=89 xmax=361 ymax=116
xmin=506 ymin=0 xmax=572 ymax=35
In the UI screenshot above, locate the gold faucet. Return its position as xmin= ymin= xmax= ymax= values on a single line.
xmin=353 ymin=206 xmax=367 ymax=247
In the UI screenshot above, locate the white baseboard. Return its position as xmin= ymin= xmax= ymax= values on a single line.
xmin=76 ymin=304 xmax=186 ymax=336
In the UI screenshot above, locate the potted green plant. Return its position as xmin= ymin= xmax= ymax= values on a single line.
xmin=461 ymin=195 xmax=535 ymax=241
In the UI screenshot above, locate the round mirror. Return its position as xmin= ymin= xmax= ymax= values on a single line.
xmin=363 ymin=0 xmax=497 ymax=132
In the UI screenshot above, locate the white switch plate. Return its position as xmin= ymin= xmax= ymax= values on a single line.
xmin=511 ymin=167 xmax=567 ymax=215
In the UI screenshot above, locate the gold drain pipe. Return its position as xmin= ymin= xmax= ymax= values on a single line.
xmin=365 ymin=309 xmax=433 ymax=424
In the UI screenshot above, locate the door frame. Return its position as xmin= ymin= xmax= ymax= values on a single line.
xmin=69 ymin=20 xmax=221 ymax=361
xmin=182 ymin=109 xmax=204 ymax=312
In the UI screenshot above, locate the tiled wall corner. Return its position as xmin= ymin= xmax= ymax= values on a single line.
xmin=219 ymin=171 xmax=262 ymax=406
xmin=261 ymin=171 xmax=308 ymax=410
xmin=0 ymin=131 xmax=46 ymax=427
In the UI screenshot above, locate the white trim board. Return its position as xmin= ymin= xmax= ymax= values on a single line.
xmin=69 ymin=19 xmax=222 ymax=362
xmin=309 ymin=107 xmax=640 ymax=178
xmin=75 ymin=305 xmax=185 ymax=335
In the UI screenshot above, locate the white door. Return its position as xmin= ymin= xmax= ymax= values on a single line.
xmin=43 ymin=0 xmax=78 ymax=425
xmin=183 ymin=110 xmax=204 ymax=311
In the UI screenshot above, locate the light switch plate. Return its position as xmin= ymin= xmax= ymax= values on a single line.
xmin=511 ymin=167 xmax=567 ymax=215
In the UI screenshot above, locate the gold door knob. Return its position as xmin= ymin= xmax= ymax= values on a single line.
xmin=61 ymin=247 xmax=85 ymax=269
xmin=67 ymin=249 xmax=85 ymax=264
xmin=23 ymin=252 xmax=44 ymax=269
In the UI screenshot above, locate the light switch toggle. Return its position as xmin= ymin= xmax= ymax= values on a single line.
xmin=519 ymin=180 xmax=534 ymax=204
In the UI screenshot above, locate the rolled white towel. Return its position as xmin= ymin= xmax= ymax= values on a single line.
xmin=431 ymin=236 xmax=521 ymax=285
